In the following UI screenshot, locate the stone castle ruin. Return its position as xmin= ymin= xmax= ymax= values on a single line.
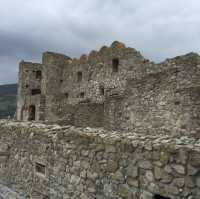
xmin=0 ymin=41 xmax=200 ymax=198
xmin=16 ymin=41 xmax=200 ymax=133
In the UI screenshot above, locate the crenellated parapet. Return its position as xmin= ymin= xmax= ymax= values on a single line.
xmin=69 ymin=41 xmax=142 ymax=66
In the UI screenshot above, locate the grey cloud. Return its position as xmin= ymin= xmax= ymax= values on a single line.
xmin=0 ymin=0 xmax=200 ymax=84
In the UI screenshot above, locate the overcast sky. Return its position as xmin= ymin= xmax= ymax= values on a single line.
xmin=0 ymin=0 xmax=200 ymax=85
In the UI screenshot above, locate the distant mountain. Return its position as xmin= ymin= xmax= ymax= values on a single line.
xmin=0 ymin=84 xmax=17 ymax=119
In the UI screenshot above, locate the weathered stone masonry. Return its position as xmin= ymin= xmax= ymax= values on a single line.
xmin=5 ymin=41 xmax=200 ymax=198
xmin=16 ymin=41 xmax=200 ymax=133
xmin=1 ymin=120 xmax=200 ymax=199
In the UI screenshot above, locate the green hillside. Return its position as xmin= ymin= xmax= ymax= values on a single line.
xmin=0 ymin=84 xmax=17 ymax=119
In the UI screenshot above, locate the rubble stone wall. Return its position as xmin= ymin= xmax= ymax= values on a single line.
xmin=114 ymin=65 xmax=200 ymax=132
xmin=16 ymin=41 xmax=200 ymax=132
xmin=0 ymin=120 xmax=200 ymax=199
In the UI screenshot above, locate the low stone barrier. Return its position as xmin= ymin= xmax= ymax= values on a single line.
xmin=0 ymin=120 xmax=200 ymax=199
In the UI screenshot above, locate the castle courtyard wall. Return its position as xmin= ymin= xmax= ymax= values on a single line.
xmin=0 ymin=120 xmax=200 ymax=199
xmin=112 ymin=65 xmax=200 ymax=132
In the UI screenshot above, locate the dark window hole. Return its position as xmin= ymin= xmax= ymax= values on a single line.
xmin=43 ymin=196 xmax=49 ymax=199
xmin=65 ymin=93 xmax=69 ymax=98
xmin=77 ymin=71 xmax=82 ymax=82
xmin=28 ymin=105 xmax=36 ymax=121
xmin=80 ymin=92 xmax=84 ymax=98
xmin=35 ymin=162 xmax=46 ymax=175
xmin=174 ymin=101 xmax=180 ymax=105
xmin=112 ymin=58 xmax=119 ymax=72
xmin=100 ymin=86 xmax=104 ymax=95
xmin=154 ymin=194 xmax=171 ymax=199
xmin=31 ymin=89 xmax=41 ymax=95
xmin=36 ymin=70 xmax=42 ymax=79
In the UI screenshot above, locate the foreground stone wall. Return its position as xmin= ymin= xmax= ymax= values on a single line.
xmin=1 ymin=120 xmax=200 ymax=199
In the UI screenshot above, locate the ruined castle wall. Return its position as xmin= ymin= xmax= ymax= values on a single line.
xmin=110 ymin=64 xmax=200 ymax=132
xmin=17 ymin=42 xmax=200 ymax=132
xmin=73 ymin=103 xmax=105 ymax=127
xmin=17 ymin=52 xmax=72 ymax=123
xmin=45 ymin=42 xmax=162 ymax=127
xmin=42 ymin=64 xmax=66 ymax=122
xmin=60 ymin=42 xmax=157 ymax=105
xmin=0 ymin=121 xmax=200 ymax=199
xmin=42 ymin=51 xmax=71 ymax=66
xmin=17 ymin=61 xmax=45 ymax=121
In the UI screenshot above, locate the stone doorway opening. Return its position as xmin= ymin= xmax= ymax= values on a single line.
xmin=28 ymin=105 xmax=36 ymax=121
xmin=154 ymin=194 xmax=171 ymax=199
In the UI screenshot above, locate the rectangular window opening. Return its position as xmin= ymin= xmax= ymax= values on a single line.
xmin=35 ymin=162 xmax=46 ymax=175
xmin=80 ymin=92 xmax=84 ymax=98
xmin=36 ymin=70 xmax=42 ymax=79
xmin=112 ymin=58 xmax=119 ymax=72
xmin=100 ymin=86 xmax=104 ymax=95
xmin=31 ymin=89 xmax=41 ymax=95
xmin=65 ymin=93 xmax=69 ymax=98
xmin=154 ymin=194 xmax=171 ymax=199
xmin=28 ymin=105 xmax=36 ymax=121
xmin=77 ymin=71 xmax=83 ymax=82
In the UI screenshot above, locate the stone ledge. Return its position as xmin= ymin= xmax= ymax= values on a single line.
xmin=0 ymin=120 xmax=199 ymax=150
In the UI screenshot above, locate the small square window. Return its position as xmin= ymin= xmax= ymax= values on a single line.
xmin=112 ymin=58 xmax=119 ymax=72
xmin=35 ymin=162 xmax=46 ymax=175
